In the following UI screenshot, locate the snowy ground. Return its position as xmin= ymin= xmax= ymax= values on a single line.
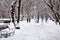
xmin=0 ymin=19 xmax=60 ymax=40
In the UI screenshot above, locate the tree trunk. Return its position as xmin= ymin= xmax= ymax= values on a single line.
xmin=17 ymin=0 xmax=21 ymax=23
xmin=21 ymin=4 xmax=24 ymax=21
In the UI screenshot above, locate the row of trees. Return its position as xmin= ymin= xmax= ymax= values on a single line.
xmin=0 ymin=0 xmax=60 ymax=25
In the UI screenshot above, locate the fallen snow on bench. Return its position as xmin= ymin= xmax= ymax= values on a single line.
xmin=0 ymin=19 xmax=60 ymax=40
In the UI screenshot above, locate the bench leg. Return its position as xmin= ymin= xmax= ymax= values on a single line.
xmin=0 ymin=34 xmax=1 ymax=38
xmin=4 ymin=34 xmax=8 ymax=38
xmin=0 ymin=31 xmax=2 ymax=38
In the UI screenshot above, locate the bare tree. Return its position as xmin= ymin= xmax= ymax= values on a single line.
xmin=10 ymin=0 xmax=17 ymax=25
xmin=0 ymin=0 xmax=11 ymax=18
xmin=43 ymin=0 xmax=60 ymax=24
xmin=17 ymin=0 xmax=21 ymax=23
xmin=0 ymin=0 xmax=17 ymax=18
xmin=20 ymin=3 xmax=24 ymax=21
xmin=24 ymin=0 xmax=33 ymax=22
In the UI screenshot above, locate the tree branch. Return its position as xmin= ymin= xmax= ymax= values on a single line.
xmin=43 ymin=0 xmax=60 ymax=23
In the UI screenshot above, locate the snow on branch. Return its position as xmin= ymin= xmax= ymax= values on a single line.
xmin=43 ymin=0 xmax=60 ymax=24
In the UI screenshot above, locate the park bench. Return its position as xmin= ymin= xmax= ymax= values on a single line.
xmin=0 ymin=23 xmax=15 ymax=38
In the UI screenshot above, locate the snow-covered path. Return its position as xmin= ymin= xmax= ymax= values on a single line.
xmin=0 ymin=19 xmax=60 ymax=40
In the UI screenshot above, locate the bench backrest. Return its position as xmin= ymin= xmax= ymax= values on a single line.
xmin=0 ymin=25 xmax=9 ymax=30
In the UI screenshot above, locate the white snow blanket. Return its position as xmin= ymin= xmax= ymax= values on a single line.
xmin=0 ymin=19 xmax=60 ymax=40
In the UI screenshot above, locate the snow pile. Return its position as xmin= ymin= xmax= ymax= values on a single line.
xmin=8 ymin=22 xmax=15 ymax=28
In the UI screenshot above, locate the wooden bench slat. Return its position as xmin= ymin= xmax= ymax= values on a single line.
xmin=0 ymin=25 xmax=9 ymax=30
